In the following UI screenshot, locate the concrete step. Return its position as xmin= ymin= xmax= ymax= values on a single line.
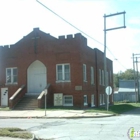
xmin=14 ymin=95 xmax=38 ymax=110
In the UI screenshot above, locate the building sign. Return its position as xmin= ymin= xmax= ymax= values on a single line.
xmin=54 ymin=93 xmax=63 ymax=106
xmin=75 ymin=86 xmax=82 ymax=91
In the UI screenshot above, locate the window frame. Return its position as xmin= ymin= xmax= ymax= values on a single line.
xmin=63 ymin=95 xmax=73 ymax=106
xmin=100 ymin=94 xmax=102 ymax=105
xmin=91 ymin=66 xmax=94 ymax=85
xmin=106 ymin=71 xmax=109 ymax=86
xmin=91 ymin=94 xmax=95 ymax=107
xmin=102 ymin=70 xmax=104 ymax=86
xmin=84 ymin=95 xmax=88 ymax=106
xmin=56 ymin=63 xmax=70 ymax=82
xmin=6 ymin=67 xmax=18 ymax=85
xmin=110 ymin=71 xmax=112 ymax=83
xmin=99 ymin=69 xmax=101 ymax=85
xmin=83 ymin=64 xmax=87 ymax=82
xmin=103 ymin=94 xmax=105 ymax=105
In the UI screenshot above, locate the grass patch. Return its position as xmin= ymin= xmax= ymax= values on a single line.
xmin=0 ymin=127 xmax=32 ymax=139
xmin=0 ymin=107 xmax=10 ymax=111
xmin=86 ymin=102 xmax=140 ymax=115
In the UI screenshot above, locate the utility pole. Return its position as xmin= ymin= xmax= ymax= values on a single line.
xmin=136 ymin=57 xmax=139 ymax=101
xmin=133 ymin=53 xmax=137 ymax=102
xmin=104 ymin=11 xmax=126 ymax=110
xmin=133 ymin=54 xmax=140 ymax=102
xmin=136 ymin=56 xmax=140 ymax=101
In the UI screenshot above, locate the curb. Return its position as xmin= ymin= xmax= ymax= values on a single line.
xmin=0 ymin=114 xmax=116 ymax=119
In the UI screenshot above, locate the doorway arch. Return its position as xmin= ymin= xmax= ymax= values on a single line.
xmin=27 ymin=60 xmax=47 ymax=95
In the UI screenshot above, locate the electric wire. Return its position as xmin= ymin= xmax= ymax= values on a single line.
xmin=36 ymin=0 xmax=128 ymax=70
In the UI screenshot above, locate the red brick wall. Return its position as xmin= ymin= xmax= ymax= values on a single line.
xmin=0 ymin=28 xmax=113 ymax=108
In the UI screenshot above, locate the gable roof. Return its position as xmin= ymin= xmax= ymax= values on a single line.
xmin=15 ymin=27 xmax=57 ymax=45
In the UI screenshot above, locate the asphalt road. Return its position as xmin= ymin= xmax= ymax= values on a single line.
xmin=0 ymin=108 xmax=140 ymax=140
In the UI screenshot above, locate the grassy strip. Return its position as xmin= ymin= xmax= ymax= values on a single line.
xmin=0 ymin=128 xmax=32 ymax=139
xmin=0 ymin=107 xmax=10 ymax=111
xmin=85 ymin=103 xmax=140 ymax=114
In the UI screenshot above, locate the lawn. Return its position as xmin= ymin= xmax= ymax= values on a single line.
xmin=1 ymin=103 xmax=140 ymax=115
xmin=0 ymin=107 xmax=9 ymax=111
xmin=0 ymin=128 xmax=32 ymax=139
xmin=85 ymin=102 xmax=140 ymax=115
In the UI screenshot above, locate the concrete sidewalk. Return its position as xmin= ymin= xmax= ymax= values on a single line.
xmin=0 ymin=110 xmax=115 ymax=140
xmin=0 ymin=110 xmax=114 ymax=119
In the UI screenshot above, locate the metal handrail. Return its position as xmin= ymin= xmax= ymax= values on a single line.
xmin=9 ymin=85 xmax=25 ymax=101
xmin=37 ymin=84 xmax=50 ymax=100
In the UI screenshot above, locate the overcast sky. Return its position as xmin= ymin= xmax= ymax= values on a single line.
xmin=0 ymin=0 xmax=139 ymax=73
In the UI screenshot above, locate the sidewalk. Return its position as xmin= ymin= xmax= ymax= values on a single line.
xmin=0 ymin=110 xmax=114 ymax=119
xmin=0 ymin=110 xmax=115 ymax=140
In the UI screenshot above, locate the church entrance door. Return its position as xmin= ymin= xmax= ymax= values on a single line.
xmin=27 ymin=60 xmax=47 ymax=95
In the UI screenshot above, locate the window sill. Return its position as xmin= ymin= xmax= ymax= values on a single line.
xmin=91 ymin=83 xmax=94 ymax=85
xmin=56 ymin=80 xmax=71 ymax=83
xmin=83 ymin=81 xmax=88 ymax=83
xmin=63 ymin=104 xmax=73 ymax=106
xmin=91 ymin=105 xmax=95 ymax=107
xmin=84 ymin=103 xmax=88 ymax=106
xmin=5 ymin=83 xmax=18 ymax=86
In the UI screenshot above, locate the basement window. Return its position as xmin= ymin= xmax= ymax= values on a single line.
xmin=63 ymin=95 xmax=73 ymax=106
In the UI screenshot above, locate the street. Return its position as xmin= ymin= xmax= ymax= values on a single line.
xmin=0 ymin=109 xmax=140 ymax=140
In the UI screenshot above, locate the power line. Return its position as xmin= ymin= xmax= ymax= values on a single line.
xmin=36 ymin=0 xmax=103 ymax=46
xmin=36 ymin=0 xmax=128 ymax=70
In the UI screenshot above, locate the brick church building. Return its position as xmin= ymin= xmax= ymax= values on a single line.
xmin=0 ymin=28 xmax=113 ymax=109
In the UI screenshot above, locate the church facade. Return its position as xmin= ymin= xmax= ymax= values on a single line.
xmin=0 ymin=28 xmax=113 ymax=108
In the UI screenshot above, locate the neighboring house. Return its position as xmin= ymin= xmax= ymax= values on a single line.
xmin=0 ymin=28 xmax=113 ymax=109
xmin=114 ymin=80 xmax=138 ymax=102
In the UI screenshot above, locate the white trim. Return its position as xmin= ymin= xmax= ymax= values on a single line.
xmin=91 ymin=67 xmax=94 ymax=85
xmin=99 ymin=69 xmax=101 ymax=85
xmin=63 ymin=95 xmax=73 ymax=106
xmin=110 ymin=71 xmax=112 ymax=83
xmin=83 ymin=64 xmax=87 ymax=82
xmin=56 ymin=63 xmax=70 ymax=82
xmin=56 ymin=80 xmax=71 ymax=83
xmin=91 ymin=94 xmax=95 ymax=107
xmin=27 ymin=60 xmax=47 ymax=94
xmin=106 ymin=71 xmax=109 ymax=86
xmin=102 ymin=70 xmax=104 ymax=86
xmin=100 ymin=94 xmax=102 ymax=105
xmin=103 ymin=94 xmax=105 ymax=105
xmin=6 ymin=67 xmax=18 ymax=85
xmin=84 ymin=95 xmax=88 ymax=106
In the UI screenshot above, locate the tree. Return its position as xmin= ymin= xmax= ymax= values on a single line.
xmin=113 ymin=69 xmax=138 ymax=87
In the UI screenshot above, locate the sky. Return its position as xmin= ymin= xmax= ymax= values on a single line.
xmin=0 ymin=0 xmax=140 ymax=74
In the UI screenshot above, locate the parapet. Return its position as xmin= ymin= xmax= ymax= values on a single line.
xmin=3 ymin=45 xmax=10 ymax=49
xmin=59 ymin=35 xmax=65 ymax=40
xmin=58 ymin=33 xmax=87 ymax=47
xmin=0 ymin=44 xmax=15 ymax=50
xmin=58 ymin=33 xmax=86 ymax=41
